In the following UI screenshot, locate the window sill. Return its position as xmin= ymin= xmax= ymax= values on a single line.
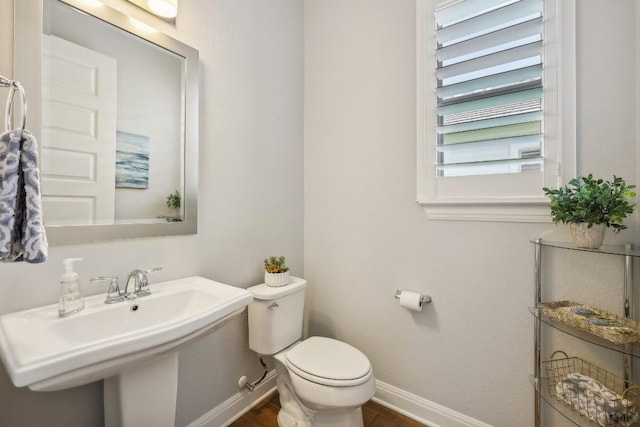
xmin=418 ymin=199 xmax=552 ymax=223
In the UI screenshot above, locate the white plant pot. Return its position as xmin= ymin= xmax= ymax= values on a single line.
xmin=569 ymin=223 xmax=606 ymax=249
xmin=265 ymin=271 xmax=290 ymax=287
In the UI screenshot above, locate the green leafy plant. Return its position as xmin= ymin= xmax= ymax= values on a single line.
xmin=166 ymin=190 xmax=181 ymax=210
xmin=264 ymin=256 xmax=288 ymax=273
xmin=543 ymin=174 xmax=636 ymax=232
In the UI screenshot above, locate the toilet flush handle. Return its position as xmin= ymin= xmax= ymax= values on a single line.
xmin=268 ymin=302 xmax=279 ymax=310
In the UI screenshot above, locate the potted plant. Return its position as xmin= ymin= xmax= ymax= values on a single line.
xmin=543 ymin=174 xmax=636 ymax=248
xmin=264 ymin=256 xmax=290 ymax=287
xmin=167 ymin=190 xmax=181 ymax=211
xmin=165 ymin=190 xmax=181 ymax=220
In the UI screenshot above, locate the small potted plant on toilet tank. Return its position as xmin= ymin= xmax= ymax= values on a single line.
xmin=264 ymin=256 xmax=290 ymax=287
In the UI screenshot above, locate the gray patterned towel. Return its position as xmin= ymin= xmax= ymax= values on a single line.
xmin=0 ymin=130 xmax=48 ymax=263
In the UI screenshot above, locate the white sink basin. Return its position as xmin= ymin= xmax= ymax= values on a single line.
xmin=0 ymin=276 xmax=253 ymax=391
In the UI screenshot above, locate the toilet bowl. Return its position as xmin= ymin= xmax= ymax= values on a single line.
xmin=247 ymin=278 xmax=375 ymax=427
xmin=275 ymin=337 xmax=376 ymax=426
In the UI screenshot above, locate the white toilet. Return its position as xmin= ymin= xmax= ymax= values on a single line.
xmin=247 ymin=277 xmax=376 ymax=427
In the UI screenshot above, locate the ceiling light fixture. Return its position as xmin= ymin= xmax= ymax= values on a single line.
xmin=79 ymin=0 xmax=104 ymax=7
xmin=147 ymin=0 xmax=177 ymax=18
xmin=125 ymin=0 xmax=177 ymax=20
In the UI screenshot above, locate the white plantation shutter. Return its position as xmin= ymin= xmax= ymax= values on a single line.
xmin=434 ymin=0 xmax=544 ymax=178
xmin=416 ymin=0 xmax=576 ymax=221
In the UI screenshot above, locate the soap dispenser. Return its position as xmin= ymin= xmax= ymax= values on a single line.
xmin=58 ymin=257 xmax=86 ymax=317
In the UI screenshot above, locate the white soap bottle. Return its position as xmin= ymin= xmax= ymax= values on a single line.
xmin=58 ymin=257 xmax=86 ymax=317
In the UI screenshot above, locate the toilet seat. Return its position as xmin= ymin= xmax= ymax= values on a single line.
xmin=285 ymin=337 xmax=372 ymax=387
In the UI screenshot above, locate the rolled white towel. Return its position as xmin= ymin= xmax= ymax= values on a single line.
xmin=555 ymin=372 xmax=638 ymax=427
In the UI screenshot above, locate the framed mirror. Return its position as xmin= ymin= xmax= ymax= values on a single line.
xmin=14 ymin=0 xmax=198 ymax=244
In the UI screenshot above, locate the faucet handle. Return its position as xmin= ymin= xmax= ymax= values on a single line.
xmin=136 ymin=267 xmax=162 ymax=297
xmin=90 ymin=275 xmax=124 ymax=304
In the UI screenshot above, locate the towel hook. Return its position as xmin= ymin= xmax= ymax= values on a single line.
xmin=1 ymin=75 xmax=27 ymax=134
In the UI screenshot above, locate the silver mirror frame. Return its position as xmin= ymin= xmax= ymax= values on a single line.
xmin=13 ymin=0 xmax=198 ymax=244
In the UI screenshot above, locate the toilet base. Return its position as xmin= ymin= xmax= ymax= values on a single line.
xmin=275 ymin=367 xmax=366 ymax=427
xmin=277 ymin=406 xmax=364 ymax=427
xmin=313 ymin=408 xmax=364 ymax=427
xmin=277 ymin=408 xmax=313 ymax=427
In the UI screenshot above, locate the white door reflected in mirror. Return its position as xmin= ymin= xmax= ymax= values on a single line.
xmin=41 ymin=34 xmax=117 ymax=225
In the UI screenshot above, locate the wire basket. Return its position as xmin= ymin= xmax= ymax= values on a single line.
xmin=543 ymin=351 xmax=640 ymax=426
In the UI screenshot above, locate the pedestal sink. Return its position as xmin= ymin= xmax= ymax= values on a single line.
xmin=0 ymin=276 xmax=253 ymax=426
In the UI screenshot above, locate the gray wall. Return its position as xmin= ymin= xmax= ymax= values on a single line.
xmin=0 ymin=0 xmax=638 ymax=427
xmin=304 ymin=0 xmax=637 ymax=426
xmin=0 ymin=0 xmax=303 ymax=426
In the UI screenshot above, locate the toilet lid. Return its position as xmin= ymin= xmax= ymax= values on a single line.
xmin=285 ymin=336 xmax=372 ymax=387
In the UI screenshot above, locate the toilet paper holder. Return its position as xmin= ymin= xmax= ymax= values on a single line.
xmin=394 ymin=289 xmax=432 ymax=305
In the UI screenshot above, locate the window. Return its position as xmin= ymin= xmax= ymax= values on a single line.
xmin=416 ymin=0 xmax=576 ymax=222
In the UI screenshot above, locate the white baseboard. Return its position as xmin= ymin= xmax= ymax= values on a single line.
xmin=373 ymin=380 xmax=494 ymax=427
xmin=187 ymin=370 xmax=278 ymax=427
xmin=187 ymin=373 xmax=492 ymax=427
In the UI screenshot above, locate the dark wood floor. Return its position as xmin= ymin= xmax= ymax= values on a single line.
xmin=229 ymin=392 xmax=428 ymax=427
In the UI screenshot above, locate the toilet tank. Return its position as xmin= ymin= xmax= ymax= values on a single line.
xmin=247 ymin=277 xmax=307 ymax=355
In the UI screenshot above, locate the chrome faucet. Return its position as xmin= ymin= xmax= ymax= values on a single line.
xmin=90 ymin=275 xmax=125 ymax=304
xmin=124 ymin=267 xmax=162 ymax=298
